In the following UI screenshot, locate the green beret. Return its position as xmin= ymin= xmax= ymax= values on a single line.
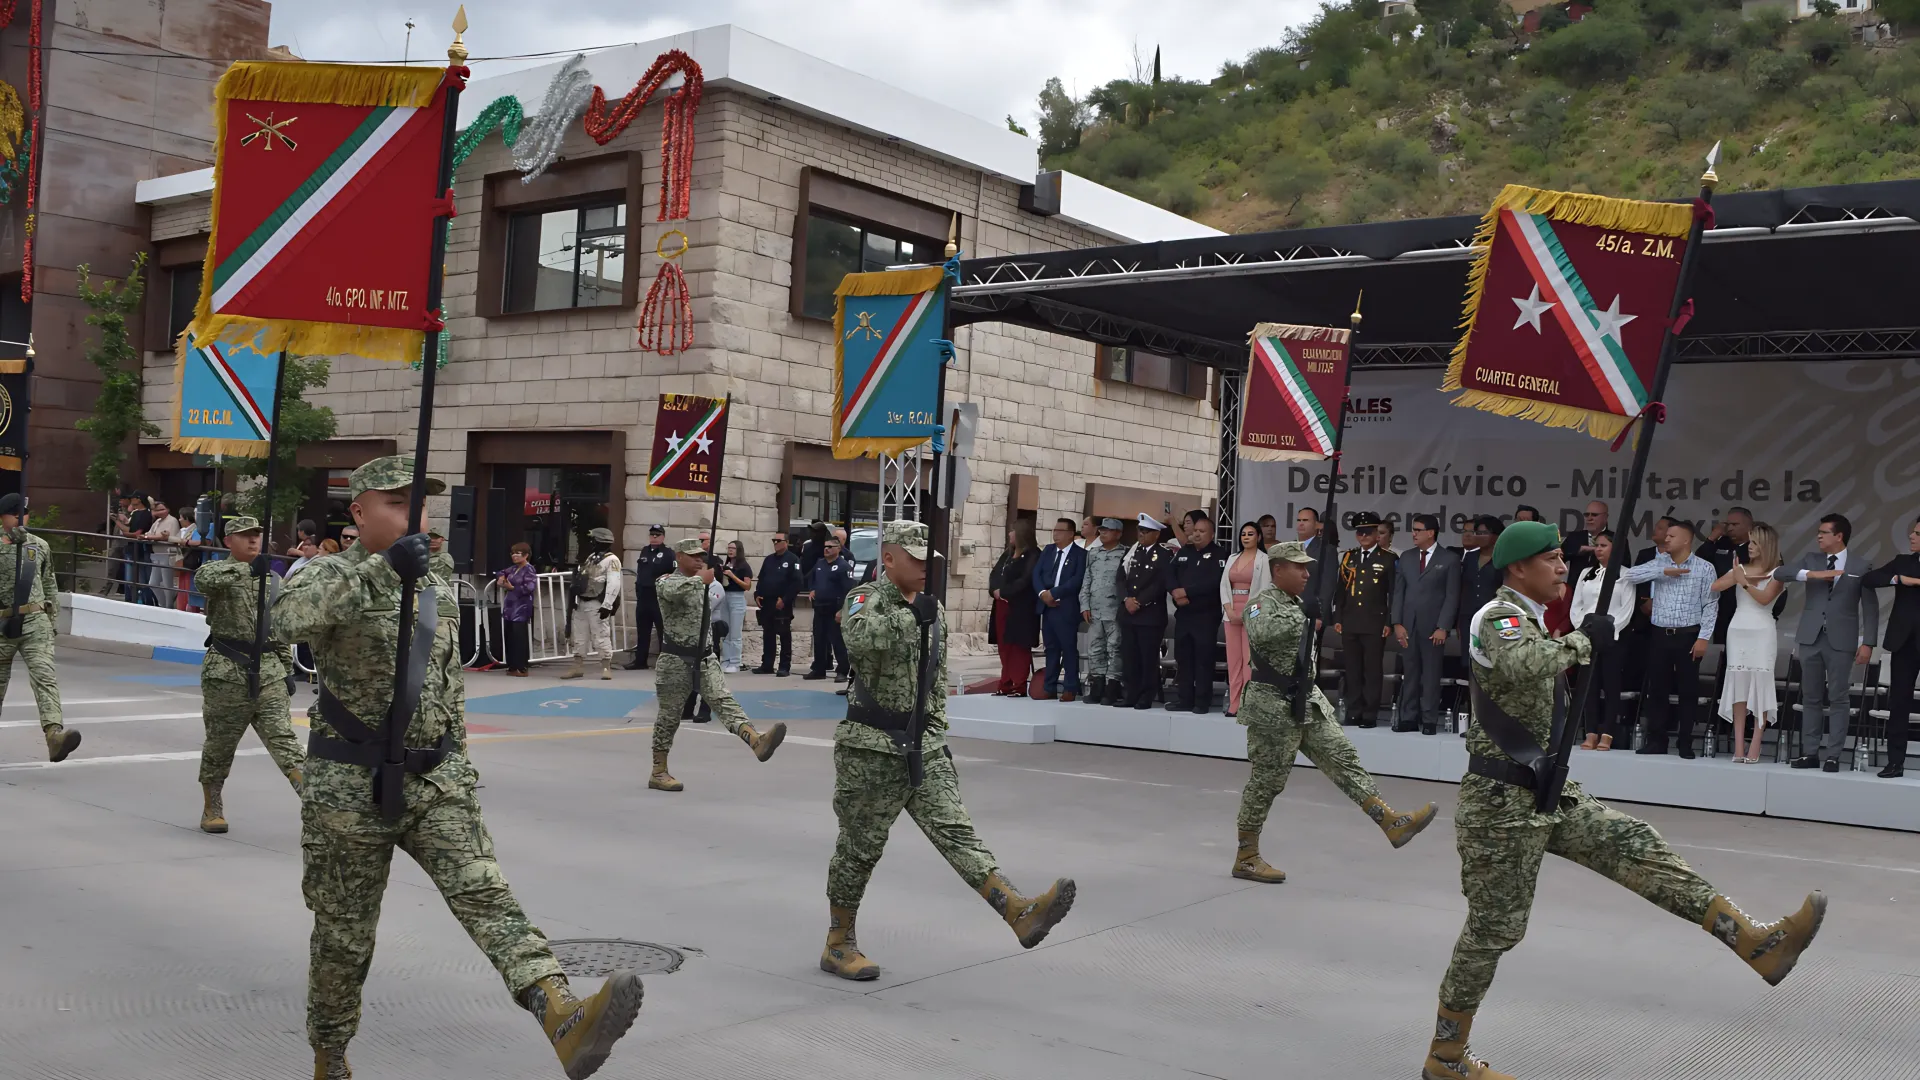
xmin=1492 ymin=520 xmax=1560 ymax=569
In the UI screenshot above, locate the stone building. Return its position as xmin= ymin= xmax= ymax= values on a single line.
xmin=135 ymin=25 xmax=1222 ymax=642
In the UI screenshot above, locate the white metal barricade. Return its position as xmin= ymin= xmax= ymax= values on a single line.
xmin=288 ymin=575 xmax=491 ymax=677
xmin=480 ymin=570 xmax=635 ymax=666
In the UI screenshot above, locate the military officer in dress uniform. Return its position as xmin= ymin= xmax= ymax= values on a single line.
xmin=277 ymin=457 xmax=644 ymax=1080
xmin=1081 ymin=518 xmax=1127 ymax=705
xmin=1118 ymin=513 xmax=1173 ymax=709
xmin=194 ymin=515 xmax=304 ymax=833
xmin=1233 ymin=541 xmax=1436 ymax=884
xmin=627 ymin=525 xmax=675 ymax=669
xmin=1332 ymin=510 xmax=1396 ymax=727
xmin=821 ymin=520 xmax=1076 ymax=981
xmin=0 ymin=493 xmax=78 ymax=763
xmin=1422 ymin=521 xmax=1825 ymax=1080
xmin=752 ymin=532 xmax=804 ymax=675
xmin=647 ymin=539 xmax=785 ymax=791
xmin=563 ymin=527 xmax=624 ymax=681
xmin=1168 ymin=511 xmax=1230 ymax=714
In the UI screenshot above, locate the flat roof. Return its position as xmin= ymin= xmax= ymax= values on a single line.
xmin=135 ymin=24 xmax=1219 ymax=246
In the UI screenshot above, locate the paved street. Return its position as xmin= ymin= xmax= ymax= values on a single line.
xmin=2 ymin=647 xmax=1918 ymax=1079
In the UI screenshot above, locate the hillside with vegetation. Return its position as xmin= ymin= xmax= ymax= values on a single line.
xmin=1028 ymin=0 xmax=1920 ymax=232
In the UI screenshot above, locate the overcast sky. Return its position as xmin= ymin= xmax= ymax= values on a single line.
xmin=267 ymin=1 xmax=1319 ymax=130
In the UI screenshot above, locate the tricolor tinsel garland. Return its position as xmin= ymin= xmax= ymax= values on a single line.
xmin=638 ymin=261 xmax=693 ymax=355
xmin=583 ymin=49 xmax=702 ymax=221
xmin=21 ymin=0 xmax=42 ymax=301
xmin=512 ymin=54 xmax=592 ymax=182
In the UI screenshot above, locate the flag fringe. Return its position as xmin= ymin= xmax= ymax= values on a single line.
xmin=643 ymin=483 xmax=717 ymax=500
xmin=1448 ymin=386 xmax=1630 ymax=442
xmin=0 ymin=358 xmax=23 ymax=374
xmin=216 ymin=61 xmax=448 ymax=109
xmin=187 ymin=314 xmax=424 ymax=366
xmin=1236 ymin=447 xmax=1331 ymax=463
xmin=170 ymin=435 xmax=270 ymax=459
xmin=834 ymin=265 xmax=948 ymax=299
xmin=1249 ymin=321 xmax=1350 ymax=345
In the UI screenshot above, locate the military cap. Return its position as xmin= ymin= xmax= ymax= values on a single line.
xmin=1099 ymin=517 xmax=1123 ymax=531
xmin=0 ymin=492 xmax=23 ymax=517
xmin=1268 ymin=540 xmax=1314 ymax=564
xmin=349 ymin=455 xmax=445 ymax=500
xmin=1493 ymin=519 xmax=1560 ymax=569
xmin=1137 ymin=512 xmax=1166 ymax=533
xmin=882 ymin=519 xmax=934 ymax=560
xmin=1351 ymin=510 xmax=1383 ymax=529
xmin=225 ymin=515 xmax=263 ymax=535
xmin=589 ymin=526 xmax=614 ymax=544
xmin=648 ymin=524 xmax=665 ymax=535
xmin=673 ymin=538 xmax=705 ymax=556
xmin=428 ymin=526 xmax=445 ymax=540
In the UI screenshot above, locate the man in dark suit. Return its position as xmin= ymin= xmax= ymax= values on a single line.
xmin=1120 ymin=513 xmax=1174 ymax=710
xmin=1295 ymin=506 xmax=1335 ymax=618
xmin=1034 ymin=517 xmax=1088 ymax=701
xmin=1775 ymin=513 xmax=1879 ymax=772
xmin=1333 ymin=511 xmax=1394 ymax=727
xmin=1561 ymin=500 xmax=1609 ymax=578
xmin=1862 ymin=514 xmax=1920 ymax=778
xmin=1169 ymin=512 xmax=1230 ymax=713
xmin=1390 ymin=514 xmax=1460 ymax=735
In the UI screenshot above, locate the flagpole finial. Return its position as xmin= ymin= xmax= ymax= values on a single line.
xmin=1701 ymin=139 xmax=1722 ymax=189
xmin=944 ymin=213 xmax=958 ymax=259
xmin=1350 ymin=290 xmax=1364 ymax=330
xmin=24 ymin=333 xmax=32 ymax=360
xmin=449 ymin=5 xmax=470 ymax=64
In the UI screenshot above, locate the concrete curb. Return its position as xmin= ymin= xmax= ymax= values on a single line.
xmin=60 ymin=634 xmax=205 ymax=665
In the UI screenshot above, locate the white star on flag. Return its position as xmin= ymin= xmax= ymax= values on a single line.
xmin=1512 ymin=284 xmax=1555 ymax=334
xmin=693 ymin=432 xmax=714 ymax=455
xmin=1588 ymin=294 xmax=1637 ymax=345
xmin=664 ymin=431 xmax=683 ymax=453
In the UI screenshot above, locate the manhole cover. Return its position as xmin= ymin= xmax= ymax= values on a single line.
xmin=549 ymin=939 xmax=686 ymax=977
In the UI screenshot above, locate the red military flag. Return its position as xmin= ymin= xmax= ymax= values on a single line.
xmin=186 ymin=62 xmax=463 ymax=363
xmin=1239 ymin=322 xmax=1351 ymax=462
xmin=646 ymin=394 xmax=729 ymax=499
xmin=1444 ymin=185 xmax=1695 ymax=442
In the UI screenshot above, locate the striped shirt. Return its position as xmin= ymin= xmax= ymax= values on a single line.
xmin=1620 ymin=552 xmax=1717 ymax=639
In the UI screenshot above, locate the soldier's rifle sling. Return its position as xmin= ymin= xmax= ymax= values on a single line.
xmin=2 ymin=546 xmax=34 ymax=640
xmin=906 ymin=610 xmax=939 ymax=789
xmin=378 ymin=586 xmax=438 ymax=815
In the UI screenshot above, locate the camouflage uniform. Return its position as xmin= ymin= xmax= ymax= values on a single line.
xmin=0 ymin=525 xmax=64 ymax=742
xmin=1081 ymin=538 xmax=1126 ymax=686
xmin=653 ymin=570 xmax=750 ymax=750
xmin=273 ymin=458 xmax=564 ymax=1056
xmin=195 ymin=535 xmax=304 ymax=789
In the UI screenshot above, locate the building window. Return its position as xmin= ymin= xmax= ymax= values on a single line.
xmin=168 ymin=265 xmax=203 ymax=344
xmin=790 ymin=476 xmax=881 ymax=531
xmin=1099 ymin=345 xmax=1207 ymax=400
xmin=503 ymin=203 xmax=627 ymax=313
xmin=799 ymin=212 xmax=927 ymax=320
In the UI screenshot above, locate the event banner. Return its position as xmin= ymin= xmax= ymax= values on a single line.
xmin=833 ymin=265 xmax=947 ymax=460
xmin=1238 ymin=359 xmax=1919 ymax=566
xmin=1240 ymin=322 xmax=1351 ymax=461
xmin=170 ymin=337 xmax=281 ymax=458
xmin=1444 ymin=185 xmax=1695 ymax=442
xmin=646 ymin=393 xmax=729 ymax=499
xmin=187 ymin=62 xmax=462 ymax=364
xmin=0 ymin=357 xmax=26 ymax=471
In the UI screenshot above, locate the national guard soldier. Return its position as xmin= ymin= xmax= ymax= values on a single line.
xmin=427 ymin=526 xmax=454 ymax=582
xmin=1422 ymin=521 xmax=1825 ymax=1080
xmin=648 ymin=538 xmax=786 ymax=791
xmin=1081 ymin=517 xmax=1126 ymax=705
xmin=563 ymin=527 xmax=623 ymax=681
xmin=276 ymin=457 xmax=643 ymax=1080
xmin=822 ymin=520 xmax=1076 ymax=980
xmin=627 ymin=525 xmax=674 ymax=669
xmin=1118 ymin=512 xmax=1173 ymax=709
xmin=0 ymin=493 xmax=77 ymax=763
xmin=1233 ymin=541 xmax=1436 ymax=884
xmin=752 ymin=531 xmax=803 ymax=676
xmin=194 ymin=515 xmax=304 ymax=833
xmin=1332 ymin=510 xmax=1396 ymax=727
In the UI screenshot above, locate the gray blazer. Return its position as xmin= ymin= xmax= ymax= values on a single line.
xmin=1774 ymin=551 xmax=1880 ymax=649
xmin=1391 ymin=544 xmax=1461 ymax=637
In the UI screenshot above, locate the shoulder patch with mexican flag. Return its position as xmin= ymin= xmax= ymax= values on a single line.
xmin=1494 ymin=614 xmax=1524 ymax=641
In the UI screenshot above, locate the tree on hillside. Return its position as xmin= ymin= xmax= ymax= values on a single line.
xmin=1527 ymin=9 xmax=1648 ymax=83
xmin=1873 ymin=46 xmax=1920 ymax=125
xmin=1036 ymin=77 xmax=1087 ymax=158
xmin=1417 ymin=0 xmax=1512 ymax=49
xmin=1877 ymin=0 xmax=1920 ymax=22
xmin=1286 ymin=1 xmax=1387 ymax=88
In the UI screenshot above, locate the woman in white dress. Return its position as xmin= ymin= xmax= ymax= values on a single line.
xmin=1714 ymin=523 xmax=1785 ymax=763
xmin=1572 ymin=532 xmax=1638 ymax=750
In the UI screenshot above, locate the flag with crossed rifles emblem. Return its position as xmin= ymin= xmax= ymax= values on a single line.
xmin=831 ymin=265 xmax=948 ymax=460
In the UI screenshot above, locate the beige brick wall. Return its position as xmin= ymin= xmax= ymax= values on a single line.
xmin=151 ymin=199 xmax=211 ymax=242
xmin=140 ymin=88 xmax=1219 ymax=644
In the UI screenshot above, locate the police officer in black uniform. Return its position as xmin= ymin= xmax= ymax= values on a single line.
xmin=804 ymin=535 xmax=856 ymax=682
xmin=753 ymin=532 xmax=804 ymax=675
xmin=1119 ymin=513 xmax=1174 ymax=710
xmin=1168 ymin=511 xmax=1230 ymax=714
xmin=627 ymin=524 xmax=676 ymax=669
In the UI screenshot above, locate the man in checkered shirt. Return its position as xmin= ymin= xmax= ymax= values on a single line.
xmin=1618 ymin=519 xmax=1718 ymax=757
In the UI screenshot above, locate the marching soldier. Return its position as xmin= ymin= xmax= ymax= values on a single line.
xmin=648 ymin=538 xmax=785 ymax=791
xmin=276 ymin=457 xmax=644 ymax=1080
xmin=1423 ymin=521 xmax=1824 ymax=1080
xmin=0 ymin=493 xmax=78 ymax=762
xmin=194 ymin=515 xmax=303 ymax=833
xmin=1118 ymin=512 xmax=1173 ymax=709
xmin=627 ymin=525 xmax=675 ymax=669
xmin=1234 ymin=541 xmax=1436 ymax=884
xmin=821 ymin=520 xmax=1075 ymax=981
xmin=563 ymin=527 xmax=623 ymax=681
xmin=1332 ymin=510 xmax=1395 ymax=728
xmin=1081 ymin=517 xmax=1126 ymax=705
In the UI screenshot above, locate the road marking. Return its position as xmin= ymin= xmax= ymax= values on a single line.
xmin=3 ymin=696 xmax=153 ymax=707
xmin=471 ymin=726 xmax=653 ymax=743
xmin=0 ymin=749 xmax=269 ymax=770
xmin=0 ymin=711 xmax=205 ymax=729
xmin=1672 ymin=842 xmax=1920 ymax=877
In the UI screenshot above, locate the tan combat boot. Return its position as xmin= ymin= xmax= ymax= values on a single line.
xmin=1702 ymin=892 xmax=1826 ymax=985
xmin=739 ymin=721 xmax=787 ymax=762
xmin=979 ymin=869 xmax=1076 ymax=949
xmin=1231 ymin=830 xmax=1286 ymax=883
xmin=560 ymin=657 xmax=585 ymax=680
xmin=312 ymin=1046 xmax=352 ymax=1080
xmin=1365 ymin=795 xmax=1439 ymax=849
xmin=1421 ymin=1005 xmax=1516 ymax=1080
xmin=600 ymin=658 xmax=613 ymax=681
xmin=648 ymin=750 xmax=683 ymax=792
xmin=520 ymin=972 xmax=645 ymax=1080
xmin=44 ymin=725 xmax=80 ymax=762
xmin=820 ymin=905 xmax=880 ymax=980
xmin=200 ymin=782 xmax=229 ymax=834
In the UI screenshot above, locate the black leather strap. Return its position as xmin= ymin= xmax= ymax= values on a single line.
xmin=845 ymin=681 xmax=911 ymax=733
xmin=207 ymin=636 xmax=256 ymax=666
xmin=1467 ymin=754 xmax=1537 ymax=789
xmin=308 ymin=731 xmax=452 ymax=774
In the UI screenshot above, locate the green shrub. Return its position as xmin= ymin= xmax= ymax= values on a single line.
xmin=1640 ymin=72 xmax=1752 ymax=144
xmin=1745 ymin=50 xmax=1809 ymax=95
xmin=1793 ymin=16 xmax=1851 ymax=66
xmin=1527 ymin=13 xmax=1648 ymax=84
